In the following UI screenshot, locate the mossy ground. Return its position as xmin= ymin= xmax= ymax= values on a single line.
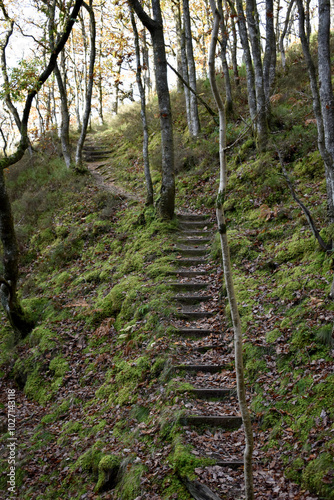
xmin=0 ymin=39 xmax=334 ymax=498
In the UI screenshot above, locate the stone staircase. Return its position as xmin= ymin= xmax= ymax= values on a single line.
xmin=169 ymin=212 xmax=244 ymax=496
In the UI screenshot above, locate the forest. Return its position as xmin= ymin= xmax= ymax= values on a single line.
xmin=0 ymin=0 xmax=334 ymax=498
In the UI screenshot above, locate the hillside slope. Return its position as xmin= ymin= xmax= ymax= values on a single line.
xmin=0 ymin=43 xmax=334 ymax=499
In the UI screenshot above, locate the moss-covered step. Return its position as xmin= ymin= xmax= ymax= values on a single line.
xmin=180 ymin=229 xmax=213 ymax=237
xmin=169 ymin=282 xmax=209 ymax=291
xmin=176 ymin=310 xmax=214 ymax=319
xmin=177 ymin=237 xmax=211 ymax=245
xmin=177 ymin=213 xmax=211 ymax=220
xmin=174 ymin=364 xmax=226 ymax=373
xmin=175 ymin=246 xmax=209 ymax=257
xmin=168 ymin=270 xmax=208 ymax=277
xmin=173 ymin=294 xmax=211 ymax=304
xmin=179 ymin=415 xmax=242 ymax=429
xmin=175 ymin=327 xmax=215 ymax=337
xmin=174 ymin=257 xmax=208 ymax=267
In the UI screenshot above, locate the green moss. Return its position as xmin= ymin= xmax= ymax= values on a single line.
xmin=95 ymin=454 xmax=121 ymax=492
xmin=169 ymin=439 xmax=214 ymax=479
xmin=302 ymin=453 xmax=334 ymax=499
xmin=115 ymin=462 xmax=146 ymax=499
xmin=266 ymin=328 xmax=282 ymax=343
xmin=74 ymin=440 xmax=104 ymax=475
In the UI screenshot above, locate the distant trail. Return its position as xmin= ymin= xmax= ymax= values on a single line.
xmin=83 ymin=141 xmax=144 ymax=202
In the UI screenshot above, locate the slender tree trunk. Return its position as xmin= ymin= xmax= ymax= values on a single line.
xmin=71 ymin=33 xmax=82 ymax=131
xmin=130 ymin=8 xmax=154 ymax=205
xmin=228 ymin=3 xmax=239 ymax=87
xmin=141 ymin=29 xmax=152 ymax=96
xmin=218 ymin=2 xmax=233 ymax=115
xmin=49 ymin=0 xmax=72 ymax=167
xmin=181 ymin=22 xmax=192 ymax=130
xmin=233 ymin=0 xmax=257 ymax=124
xmin=75 ymin=0 xmax=96 ymax=167
xmin=263 ymin=0 xmax=276 ymax=102
xmin=296 ymin=0 xmax=334 ymax=221
xmin=172 ymin=1 xmax=184 ymax=93
xmin=183 ymin=0 xmax=201 ymax=136
xmin=208 ymin=2 xmax=254 ymax=497
xmin=128 ymin=0 xmax=175 ymax=219
xmin=279 ymin=0 xmax=295 ymax=70
xmin=245 ymin=0 xmax=268 ymax=149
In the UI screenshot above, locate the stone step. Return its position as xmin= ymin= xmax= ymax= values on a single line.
xmin=168 ymin=270 xmax=208 ymax=277
xmin=177 ymin=214 xmax=211 ymax=222
xmin=169 ymin=282 xmax=209 ymax=291
xmin=174 ymin=258 xmax=207 ymax=267
xmin=180 ymin=220 xmax=213 ymax=227
xmin=212 ymin=458 xmax=244 ymax=469
xmin=175 ymin=364 xmax=225 ymax=373
xmin=85 ymin=155 xmax=111 ymax=161
xmin=175 ymin=247 xmax=208 ymax=257
xmin=176 ymin=328 xmax=215 ymax=337
xmin=177 ymin=237 xmax=211 ymax=245
xmin=83 ymin=148 xmax=113 ymax=154
xmin=189 ymin=388 xmax=233 ymax=400
xmin=180 ymin=415 xmax=242 ymax=429
xmin=173 ymin=294 xmax=211 ymax=304
xmin=191 ymin=344 xmax=224 ymax=353
xmin=181 ymin=230 xmax=213 ymax=237
xmin=176 ymin=310 xmax=214 ymax=320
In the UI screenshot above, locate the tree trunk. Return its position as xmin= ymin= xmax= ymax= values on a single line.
xmin=245 ymin=0 xmax=268 ymax=149
xmin=218 ymin=2 xmax=233 ymax=115
xmin=183 ymin=0 xmax=201 ymax=136
xmin=130 ymin=8 xmax=154 ymax=206
xmin=227 ymin=2 xmax=239 ymax=87
xmin=263 ymin=0 xmax=276 ymax=102
xmin=173 ymin=1 xmax=184 ymax=93
xmin=128 ymin=0 xmax=175 ymax=219
xmin=279 ymin=0 xmax=295 ymax=70
xmin=233 ymin=0 xmax=257 ymax=124
xmin=296 ymin=0 xmax=334 ymax=222
xmin=0 ymin=168 xmax=34 ymax=339
xmin=179 ymin=6 xmax=192 ymax=131
xmin=208 ymin=2 xmax=254 ymax=498
xmin=75 ymin=0 xmax=96 ymax=168
xmin=71 ymin=33 xmax=83 ymax=131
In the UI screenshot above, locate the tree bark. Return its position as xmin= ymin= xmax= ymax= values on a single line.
xmin=127 ymin=0 xmax=175 ymax=219
xmin=75 ymin=0 xmax=96 ymax=168
xmin=130 ymin=8 xmax=154 ymax=205
xmin=296 ymin=0 xmax=334 ymax=222
xmin=245 ymin=0 xmax=268 ymax=149
xmin=217 ymin=1 xmax=233 ymax=115
xmin=49 ymin=0 xmax=72 ymax=167
xmin=183 ymin=0 xmax=201 ymax=136
xmin=263 ymin=0 xmax=276 ymax=102
xmin=233 ymin=0 xmax=257 ymax=124
xmin=208 ymin=2 xmax=254 ymax=498
xmin=279 ymin=0 xmax=295 ymax=70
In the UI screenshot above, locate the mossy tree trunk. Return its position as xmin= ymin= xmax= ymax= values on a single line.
xmin=128 ymin=0 xmax=175 ymax=219
xmin=208 ymin=2 xmax=254 ymax=498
